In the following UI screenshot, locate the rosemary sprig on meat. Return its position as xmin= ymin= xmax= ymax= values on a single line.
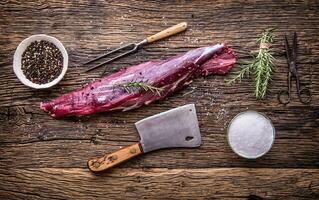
xmin=117 ymin=81 xmax=164 ymax=96
xmin=227 ymin=29 xmax=275 ymax=99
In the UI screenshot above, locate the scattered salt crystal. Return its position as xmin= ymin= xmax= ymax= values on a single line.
xmin=227 ymin=111 xmax=275 ymax=159
xmin=216 ymin=107 xmax=228 ymax=122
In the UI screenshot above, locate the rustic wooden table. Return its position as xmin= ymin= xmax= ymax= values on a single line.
xmin=1 ymin=1 xmax=319 ymax=199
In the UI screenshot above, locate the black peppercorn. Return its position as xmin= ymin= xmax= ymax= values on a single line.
xmin=21 ymin=40 xmax=63 ymax=84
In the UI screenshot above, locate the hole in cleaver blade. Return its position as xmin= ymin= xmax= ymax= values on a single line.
xmin=135 ymin=104 xmax=202 ymax=153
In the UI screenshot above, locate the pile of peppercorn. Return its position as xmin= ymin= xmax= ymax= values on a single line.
xmin=21 ymin=40 xmax=63 ymax=84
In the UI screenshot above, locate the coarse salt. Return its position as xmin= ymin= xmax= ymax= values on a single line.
xmin=227 ymin=111 xmax=275 ymax=159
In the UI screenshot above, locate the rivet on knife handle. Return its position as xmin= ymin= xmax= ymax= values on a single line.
xmin=87 ymin=143 xmax=142 ymax=173
xmin=146 ymin=22 xmax=188 ymax=43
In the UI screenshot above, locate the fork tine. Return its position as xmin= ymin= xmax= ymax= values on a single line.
xmin=84 ymin=45 xmax=137 ymax=73
xmin=100 ymin=47 xmax=138 ymax=75
xmin=83 ymin=43 xmax=135 ymax=66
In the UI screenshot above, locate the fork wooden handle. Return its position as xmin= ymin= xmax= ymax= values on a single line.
xmin=146 ymin=22 xmax=188 ymax=43
xmin=87 ymin=143 xmax=142 ymax=173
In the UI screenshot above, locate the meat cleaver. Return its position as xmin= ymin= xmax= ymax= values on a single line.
xmin=88 ymin=104 xmax=201 ymax=172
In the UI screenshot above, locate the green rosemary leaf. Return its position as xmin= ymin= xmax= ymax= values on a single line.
xmin=116 ymin=81 xmax=164 ymax=96
xmin=226 ymin=29 xmax=275 ymax=100
xmin=226 ymin=64 xmax=253 ymax=85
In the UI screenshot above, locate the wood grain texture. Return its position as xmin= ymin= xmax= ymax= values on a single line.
xmin=0 ymin=168 xmax=318 ymax=200
xmin=88 ymin=143 xmax=142 ymax=172
xmin=146 ymin=22 xmax=188 ymax=43
xmin=1 ymin=0 xmax=319 ymax=199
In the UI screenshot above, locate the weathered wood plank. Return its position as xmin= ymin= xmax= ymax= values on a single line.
xmin=0 ymin=103 xmax=318 ymax=168
xmin=1 ymin=1 xmax=319 ymax=108
xmin=1 ymin=137 xmax=318 ymax=169
xmin=1 ymin=0 xmax=319 ymax=199
xmin=0 ymin=0 xmax=318 ymax=168
xmin=0 ymin=168 xmax=318 ymax=200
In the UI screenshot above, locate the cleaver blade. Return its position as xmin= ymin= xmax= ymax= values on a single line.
xmin=135 ymin=104 xmax=202 ymax=153
xmin=88 ymin=104 xmax=201 ymax=173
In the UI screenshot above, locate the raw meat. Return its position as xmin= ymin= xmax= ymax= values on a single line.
xmin=41 ymin=44 xmax=236 ymax=118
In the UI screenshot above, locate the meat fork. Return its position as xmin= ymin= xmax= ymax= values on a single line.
xmin=278 ymin=32 xmax=311 ymax=105
xmin=84 ymin=22 xmax=188 ymax=75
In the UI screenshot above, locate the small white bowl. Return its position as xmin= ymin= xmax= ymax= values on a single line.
xmin=13 ymin=34 xmax=68 ymax=89
xmin=227 ymin=111 xmax=275 ymax=159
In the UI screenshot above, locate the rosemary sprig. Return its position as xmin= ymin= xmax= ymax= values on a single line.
xmin=227 ymin=29 xmax=275 ymax=99
xmin=116 ymin=81 xmax=164 ymax=96
xmin=226 ymin=64 xmax=252 ymax=85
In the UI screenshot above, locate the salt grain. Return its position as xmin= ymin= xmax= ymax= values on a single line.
xmin=227 ymin=111 xmax=275 ymax=159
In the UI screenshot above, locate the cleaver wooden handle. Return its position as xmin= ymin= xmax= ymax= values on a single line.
xmin=87 ymin=143 xmax=143 ymax=173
